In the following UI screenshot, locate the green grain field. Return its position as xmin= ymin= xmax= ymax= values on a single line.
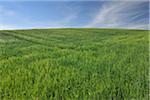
xmin=0 ymin=28 xmax=149 ymax=99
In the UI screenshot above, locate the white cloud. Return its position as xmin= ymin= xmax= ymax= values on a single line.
xmin=85 ymin=1 xmax=149 ymax=29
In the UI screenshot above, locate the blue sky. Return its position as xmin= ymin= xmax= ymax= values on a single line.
xmin=0 ymin=0 xmax=149 ymax=30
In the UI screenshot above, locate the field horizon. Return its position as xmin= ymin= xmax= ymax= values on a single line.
xmin=0 ymin=28 xmax=149 ymax=31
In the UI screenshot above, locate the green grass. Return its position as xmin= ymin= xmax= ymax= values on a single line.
xmin=0 ymin=28 xmax=149 ymax=99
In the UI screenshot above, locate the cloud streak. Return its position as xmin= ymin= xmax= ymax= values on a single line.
xmin=85 ymin=1 xmax=149 ymax=29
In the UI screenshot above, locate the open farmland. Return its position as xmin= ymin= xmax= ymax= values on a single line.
xmin=0 ymin=28 xmax=149 ymax=99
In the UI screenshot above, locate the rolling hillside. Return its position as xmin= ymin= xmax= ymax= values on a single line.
xmin=0 ymin=29 xmax=149 ymax=99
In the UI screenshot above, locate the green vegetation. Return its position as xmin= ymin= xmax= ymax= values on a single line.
xmin=0 ymin=28 xmax=149 ymax=99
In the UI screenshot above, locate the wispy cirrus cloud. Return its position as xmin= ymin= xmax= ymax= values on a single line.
xmin=85 ymin=1 xmax=149 ymax=29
